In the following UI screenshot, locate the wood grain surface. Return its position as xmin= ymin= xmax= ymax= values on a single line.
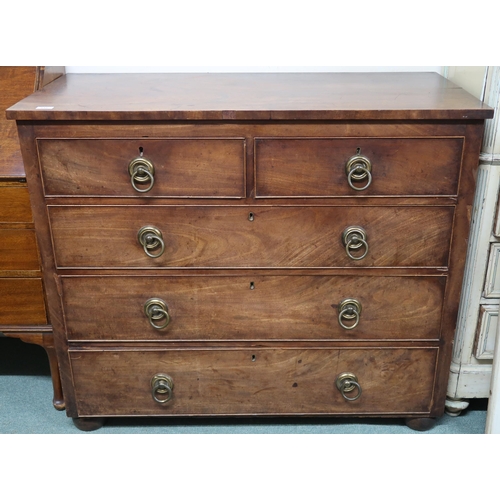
xmin=69 ymin=347 xmax=438 ymax=416
xmin=38 ymin=138 xmax=246 ymax=198
xmin=0 ymin=67 xmax=37 ymax=177
xmin=6 ymin=72 xmax=494 ymax=121
xmin=61 ymin=275 xmax=446 ymax=341
xmin=0 ymin=186 xmax=32 ymax=223
xmin=0 ymin=278 xmax=46 ymax=324
xmin=255 ymin=137 xmax=463 ymax=197
xmin=48 ymin=205 xmax=454 ymax=269
xmin=0 ymin=229 xmax=40 ymax=270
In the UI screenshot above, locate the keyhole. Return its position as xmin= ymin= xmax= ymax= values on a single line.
xmin=250 ymin=282 xmax=255 ymax=290
xmin=248 ymin=212 xmax=254 ymax=222
xmin=139 ymin=146 xmax=144 ymax=157
xmin=251 ymin=354 xmax=256 ymax=362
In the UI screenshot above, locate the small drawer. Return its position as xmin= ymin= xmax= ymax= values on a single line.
xmin=61 ymin=275 xmax=446 ymax=341
xmin=48 ymin=205 xmax=454 ymax=269
xmin=255 ymin=138 xmax=463 ymax=197
xmin=0 ymin=278 xmax=47 ymax=324
xmin=484 ymin=243 xmax=500 ymax=298
xmin=69 ymin=347 xmax=438 ymax=416
xmin=0 ymin=186 xmax=32 ymax=223
xmin=37 ymin=138 xmax=246 ymax=198
xmin=475 ymin=304 xmax=498 ymax=360
xmin=0 ymin=229 xmax=40 ymax=271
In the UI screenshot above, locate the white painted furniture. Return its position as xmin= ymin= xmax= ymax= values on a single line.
xmin=485 ymin=307 xmax=500 ymax=432
xmin=446 ymin=67 xmax=500 ymax=416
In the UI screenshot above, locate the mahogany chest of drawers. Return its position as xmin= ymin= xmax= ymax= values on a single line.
xmin=7 ymin=72 xmax=493 ymax=431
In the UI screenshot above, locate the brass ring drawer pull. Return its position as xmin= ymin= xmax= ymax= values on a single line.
xmin=338 ymin=298 xmax=362 ymax=330
xmin=129 ymin=157 xmax=155 ymax=193
xmin=137 ymin=226 xmax=165 ymax=258
xmin=144 ymin=298 xmax=171 ymax=329
xmin=342 ymin=226 xmax=369 ymax=260
xmin=345 ymin=153 xmax=372 ymax=191
xmin=151 ymin=373 xmax=174 ymax=404
xmin=336 ymin=372 xmax=362 ymax=401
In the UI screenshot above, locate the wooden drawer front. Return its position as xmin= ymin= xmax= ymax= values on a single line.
xmin=255 ymin=138 xmax=463 ymax=197
xmin=70 ymin=347 xmax=437 ymax=416
xmin=0 ymin=229 xmax=40 ymax=270
xmin=0 ymin=278 xmax=46 ymax=324
xmin=49 ymin=205 xmax=453 ymax=269
xmin=37 ymin=139 xmax=246 ymax=198
xmin=0 ymin=186 xmax=32 ymax=223
xmin=62 ymin=275 xmax=445 ymax=341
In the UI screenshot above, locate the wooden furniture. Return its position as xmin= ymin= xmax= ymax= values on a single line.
xmin=445 ymin=67 xmax=500 ymax=416
xmin=0 ymin=66 xmax=64 ymax=410
xmin=485 ymin=306 xmax=500 ymax=432
xmin=7 ymin=72 xmax=493 ymax=431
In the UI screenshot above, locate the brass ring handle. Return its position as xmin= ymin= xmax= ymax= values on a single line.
xmin=137 ymin=226 xmax=165 ymax=258
xmin=342 ymin=226 xmax=369 ymax=261
xmin=151 ymin=374 xmax=174 ymax=404
xmin=347 ymin=166 xmax=372 ymax=191
xmin=338 ymin=299 xmax=362 ymax=330
xmin=132 ymin=167 xmax=155 ymax=193
xmin=345 ymin=154 xmax=372 ymax=191
xmin=336 ymin=372 xmax=362 ymax=401
xmin=144 ymin=298 xmax=171 ymax=329
xmin=129 ymin=158 xmax=155 ymax=193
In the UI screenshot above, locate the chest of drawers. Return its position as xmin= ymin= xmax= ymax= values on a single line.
xmin=0 ymin=66 xmax=64 ymax=410
xmin=7 ymin=72 xmax=493 ymax=431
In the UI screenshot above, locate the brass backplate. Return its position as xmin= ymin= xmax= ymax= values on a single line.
xmin=151 ymin=373 xmax=174 ymax=392
xmin=128 ymin=157 xmax=155 ymax=182
xmin=335 ymin=372 xmax=358 ymax=392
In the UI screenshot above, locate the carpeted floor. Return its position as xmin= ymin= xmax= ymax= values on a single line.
xmin=0 ymin=337 xmax=488 ymax=434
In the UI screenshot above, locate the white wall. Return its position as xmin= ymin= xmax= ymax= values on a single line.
xmin=445 ymin=67 xmax=488 ymax=99
xmin=65 ymin=66 xmax=444 ymax=74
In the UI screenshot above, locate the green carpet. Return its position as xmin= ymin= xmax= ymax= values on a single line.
xmin=0 ymin=337 xmax=488 ymax=434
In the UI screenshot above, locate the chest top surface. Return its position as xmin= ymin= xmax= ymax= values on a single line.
xmin=6 ymin=72 xmax=494 ymax=122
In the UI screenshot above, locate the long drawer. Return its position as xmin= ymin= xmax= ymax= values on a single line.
xmin=255 ymin=137 xmax=463 ymax=197
xmin=70 ymin=347 xmax=438 ymax=416
xmin=48 ymin=205 xmax=454 ymax=268
xmin=62 ymin=275 xmax=446 ymax=341
xmin=37 ymin=138 xmax=246 ymax=198
xmin=0 ymin=278 xmax=46 ymax=324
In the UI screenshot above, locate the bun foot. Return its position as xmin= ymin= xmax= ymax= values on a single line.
xmin=72 ymin=417 xmax=106 ymax=431
xmin=405 ymin=417 xmax=436 ymax=431
xmin=53 ymin=398 xmax=65 ymax=411
xmin=445 ymin=397 xmax=469 ymax=417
